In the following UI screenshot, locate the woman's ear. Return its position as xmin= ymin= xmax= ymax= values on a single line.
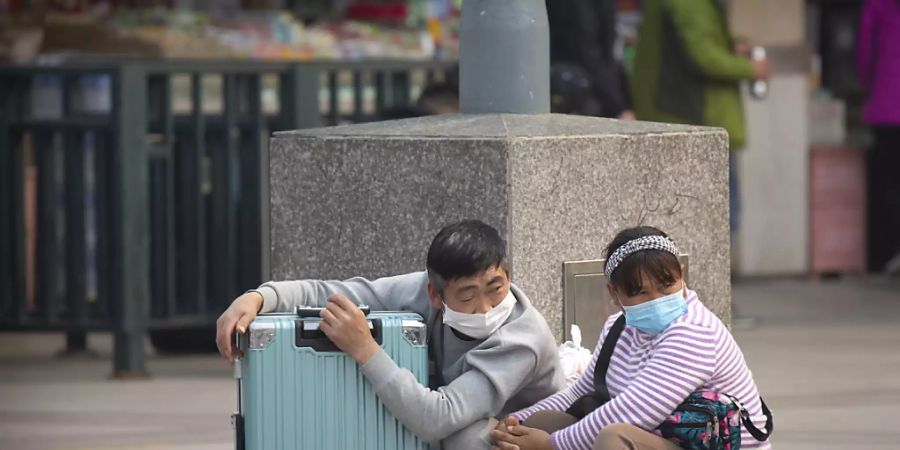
xmin=607 ymin=282 xmax=623 ymax=311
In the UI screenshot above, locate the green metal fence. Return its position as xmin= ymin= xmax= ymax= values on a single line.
xmin=0 ymin=58 xmax=455 ymax=376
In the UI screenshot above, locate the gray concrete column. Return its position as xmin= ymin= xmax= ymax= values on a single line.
xmin=459 ymin=0 xmax=550 ymax=114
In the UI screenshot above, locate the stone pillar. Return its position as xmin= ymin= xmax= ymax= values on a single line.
xmin=268 ymin=114 xmax=731 ymax=339
xmin=728 ymin=0 xmax=811 ymax=276
xmin=459 ymin=0 xmax=550 ymax=114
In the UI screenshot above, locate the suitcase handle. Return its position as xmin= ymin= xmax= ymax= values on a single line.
xmin=232 ymin=332 xmax=245 ymax=450
xmin=296 ymin=305 xmax=371 ymax=318
xmin=295 ymin=318 xmax=383 ymax=352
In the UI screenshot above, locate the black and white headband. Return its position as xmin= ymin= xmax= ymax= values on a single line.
xmin=604 ymin=235 xmax=680 ymax=278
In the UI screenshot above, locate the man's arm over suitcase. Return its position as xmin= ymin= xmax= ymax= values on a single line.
xmin=252 ymin=271 xmax=432 ymax=318
xmin=360 ymin=340 xmax=538 ymax=443
xmin=243 ymin=270 xmax=550 ymax=444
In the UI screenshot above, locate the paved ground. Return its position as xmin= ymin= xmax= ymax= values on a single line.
xmin=731 ymin=276 xmax=900 ymax=450
xmin=1 ymin=276 xmax=898 ymax=450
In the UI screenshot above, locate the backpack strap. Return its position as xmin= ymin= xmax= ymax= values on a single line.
xmin=727 ymin=394 xmax=774 ymax=442
xmin=592 ymin=314 xmax=627 ymax=397
xmin=564 ymin=314 xmax=627 ymax=418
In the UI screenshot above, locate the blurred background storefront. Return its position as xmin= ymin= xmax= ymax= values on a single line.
xmin=0 ymin=0 xmax=883 ymax=357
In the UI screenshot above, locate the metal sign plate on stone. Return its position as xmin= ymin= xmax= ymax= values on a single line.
xmin=562 ymin=254 xmax=689 ymax=350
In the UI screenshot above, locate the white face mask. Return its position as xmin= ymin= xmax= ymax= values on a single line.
xmin=442 ymin=289 xmax=517 ymax=339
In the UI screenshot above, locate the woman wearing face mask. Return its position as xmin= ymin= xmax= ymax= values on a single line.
xmin=492 ymin=226 xmax=772 ymax=450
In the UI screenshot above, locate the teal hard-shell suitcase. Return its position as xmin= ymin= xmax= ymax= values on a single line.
xmin=232 ymin=307 xmax=430 ymax=450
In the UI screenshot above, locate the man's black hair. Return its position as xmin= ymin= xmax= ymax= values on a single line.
xmin=426 ymin=220 xmax=507 ymax=294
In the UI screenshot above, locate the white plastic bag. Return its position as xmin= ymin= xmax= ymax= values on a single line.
xmin=558 ymin=324 xmax=593 ymax=386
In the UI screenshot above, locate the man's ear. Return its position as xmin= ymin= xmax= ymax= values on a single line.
xmin=427 ymin=282 xmax=443 ymax=310
xmin=501 ymin=261 xmax=512 ymax=282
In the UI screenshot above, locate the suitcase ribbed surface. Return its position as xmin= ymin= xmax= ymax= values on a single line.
xmin=242 ymin=312 xmax=430 ymax=450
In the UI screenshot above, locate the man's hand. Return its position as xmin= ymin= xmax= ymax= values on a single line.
xmin=320 ymin=294 xmax=381 ymax=364
xmin=215 ymin=291 xmax=263 ymax=363
xmin=491 ymin=423 xmax=553 ymax=450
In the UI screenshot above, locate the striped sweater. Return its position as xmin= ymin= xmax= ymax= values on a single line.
xmin=513 ymin=289 xmax=772 ymax=450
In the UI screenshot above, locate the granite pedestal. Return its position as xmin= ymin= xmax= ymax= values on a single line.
xmin=268 ymin=114 xmax=731 ymax=338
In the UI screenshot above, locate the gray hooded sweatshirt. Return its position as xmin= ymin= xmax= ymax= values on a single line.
xmin=253 ymin=271 xmax=564 ymax=448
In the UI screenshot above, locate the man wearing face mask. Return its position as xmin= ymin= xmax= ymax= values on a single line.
xmin=215 ymin=219 xmax=564 ymax=449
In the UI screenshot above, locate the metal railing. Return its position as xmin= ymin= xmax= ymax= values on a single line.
xmin=0 ymin=58 xmax=456 ymax=376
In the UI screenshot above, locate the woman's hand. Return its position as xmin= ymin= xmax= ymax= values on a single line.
xmin=491 ymin=423 xmax=553 ymax=450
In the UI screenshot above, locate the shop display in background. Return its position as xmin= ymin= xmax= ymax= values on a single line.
xmin=422 ymin=0 xmax=458 ymax=60
xmin=21 ymin=7 xmax=460 ymax=61
xmin=339 ymin=0 xmax=460 ymax=60
xmin=21 ymin=74 xmax=108 ymax=313
xmin=0 ymin=26 xmax=44 ymax=63
xmin=115 ymin=9 xmax=459 ymax=60
xmin=616 ymin=0 xmax=642 ymax=71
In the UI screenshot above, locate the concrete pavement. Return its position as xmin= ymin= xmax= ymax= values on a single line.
xmin=1 ymin=276 xmax=898 ymax=449
xmin=731 ymin=276 xmax=900 ymax=450
xmin=0 ymin=338 xmax=234 ymax=450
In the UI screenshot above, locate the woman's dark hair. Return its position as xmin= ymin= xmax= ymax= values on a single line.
xmin=605 ymin=226 xmax=681 ymax=297
xmin=426 ymin=220 xmax=507 ymax=294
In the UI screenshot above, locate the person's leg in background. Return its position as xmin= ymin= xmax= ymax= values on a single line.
xmin=869 ymin=126 xmax=900 ymax=274
xmin=878 ymin=126 xmax=900 ymax=271
xmin=729 ymin=149 xmax=755 ymax=328
xmin=729 ymin=149 xmax=741 ymax=239
xmin=728 ymin=149 xmax=742 ymax=277
xmin=592 ymin=423 xmax=683 ymax=450
xmin=866 ymin=128 xmax=884 ymax=271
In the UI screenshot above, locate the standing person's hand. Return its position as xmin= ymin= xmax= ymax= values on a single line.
xmin=216 ymin=291 xmax=263 ymax=363
xmin=319 ymin=294 xmax=381 ymax=364
xmin=752 ymin=58 xmax=771 ymax=80
xmin=618 ymin=110 xmax=636 ymax=121
xmin=734 ymin=37 xmax=753 ymax=57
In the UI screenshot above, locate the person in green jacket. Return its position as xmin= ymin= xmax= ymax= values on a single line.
xmin=630 ymin=0 xmax=768 ymax=233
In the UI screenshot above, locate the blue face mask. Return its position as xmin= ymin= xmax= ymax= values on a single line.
xmin=619 ymin=286 xmax=688 ymax=336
